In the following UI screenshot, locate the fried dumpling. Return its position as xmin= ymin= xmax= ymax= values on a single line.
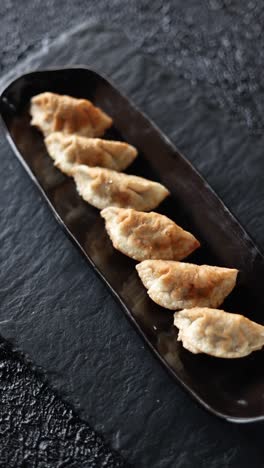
xmin=174 ymin=307 xmax=264 ymax=358
xmin=30 ymin=92 xmax=112 ymax=137
xmin=101 ymin=207 xmax=200 ymax=261
xmin=71 ymin=165 xmax=170 ymax=211
xmin=136 ymin=260 xmax=238 ymax=310
xmin=44 ymin=132 xmax=138 ymax=175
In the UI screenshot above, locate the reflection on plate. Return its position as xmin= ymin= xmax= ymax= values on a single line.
xmin=1 ymin=67 xmax=264 ymax=421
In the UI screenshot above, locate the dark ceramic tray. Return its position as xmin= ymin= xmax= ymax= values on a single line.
xmin=1 ymin=68 xmax=264 ymax=423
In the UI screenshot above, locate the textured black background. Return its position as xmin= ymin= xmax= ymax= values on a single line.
xmin=2 ymin=0 xmax=264 ymax=132
xmin=1 ymin=2 xmax=264 ymax=467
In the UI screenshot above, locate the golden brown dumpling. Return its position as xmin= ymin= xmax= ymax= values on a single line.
xmin=44 ymin=132 xmax=138 ymax=174
xmin=136 ymin=260 xmax=238 ymax=310
xmin=71 ymin=165 xmax=169 ymax=211
xmin=174 ymin=307 xmax=264 ymax=358
xmin=101 ymin=207 xmax=200 ymax=261
xmin=30 ymin=92 xmax=112 ymax=137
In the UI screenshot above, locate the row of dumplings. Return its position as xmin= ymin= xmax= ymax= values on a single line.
xmin=30 ymin=92 xmax=264 ymax=359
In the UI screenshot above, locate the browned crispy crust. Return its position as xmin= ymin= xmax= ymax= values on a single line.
xmin=44 ymin=132 xmax=137 ymax=174
xmin=71 ymin=165 xmax=170 ymax=211
xmin=136 ymin=260 xmax=238 ymax=310
xmin=30 ymin=92 xmax=112 ymax=137
xmin=174 ymin=307 xmax=264 ymax=358
xmin=101 ymin=207 xmax=200 ymax=261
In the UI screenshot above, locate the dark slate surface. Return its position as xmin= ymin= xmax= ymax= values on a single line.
xmin=2 ymin=2 xmax=264 ymax=467
xmin=1 ymin=19 xmax=264 ymax=468
xmin=0 ymin=340 xmax=126 ymax=467
xmin=1 ymin=0 xmax=264 ymax=132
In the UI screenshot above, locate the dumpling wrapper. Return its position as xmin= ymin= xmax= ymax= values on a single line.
xmin=101 ymin=207 xmax=200 ymax=261
xmin=30 ymin=92 xmax=112 ymax=137
xmin=44 ymin=132 xmax=138 ymax=174
xmin=71 ymin=165 xmax=170 ymax=211
xmin=136 ymin=260 xmax=238 ymax=310
xmin=174 ymin=307 xmax=264 ymax=358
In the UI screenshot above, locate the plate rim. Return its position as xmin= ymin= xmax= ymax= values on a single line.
xmin=1 ymin=66 xmax=264 ymax=424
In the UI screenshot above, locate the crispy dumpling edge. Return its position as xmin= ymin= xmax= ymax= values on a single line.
xmin=101 ymin=206 xmax=201 ymax=261
xmin=174 ymin=307 xmax=264 ymax=358
xmin=136 ymin=260 xmax=238 ymax=310
xmin=70 ymin=165 xmax=170 ymax=211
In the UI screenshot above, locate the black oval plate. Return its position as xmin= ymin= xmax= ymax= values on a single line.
xmin=1 ymin=67 xmax=264 ymax=422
